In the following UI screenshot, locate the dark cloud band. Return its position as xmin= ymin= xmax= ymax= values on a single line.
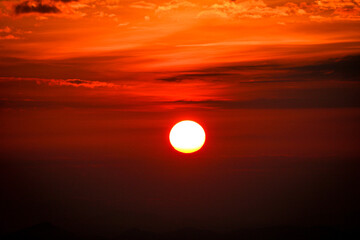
xmin=14 ymin=1 xmax=60 ymax=14
xmin=14 ymin=0 xmax=79 ymax=15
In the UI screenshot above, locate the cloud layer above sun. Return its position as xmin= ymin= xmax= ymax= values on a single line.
xmin=1 ymin=0 xmax=359 ymax=19
xmin=0 ymin=0 xmax=359 ymax=112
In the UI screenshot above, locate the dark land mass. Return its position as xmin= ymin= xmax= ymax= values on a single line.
xmin=2 ymin=222 xmax=360 ymax=240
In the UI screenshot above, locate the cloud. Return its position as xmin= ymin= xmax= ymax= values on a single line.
xmin=14 ymin=1 xmax=61 ymax=14
xmin=0 ymin=77 xmax=117 ymax=88
xmin=130 ymin=1 xmax=156 ymax=10
xmin=0 ymin=26 xmax=18 ymax=39
xmin=0 ymin=26 xmax=33 ymax=40
xmin=156 ymin=0 xmax=196 ymax=13
xmin=0 ymin=34 xmax=20 ymax=40
xmin=158 ymin=73 xmax=233 ymax=82
xmin=157 ymin=54 xmax=360 ymax=84
xmin=166 ymin=85 xmax=360 ymax=109
xmin=299 ymin=0 xmax=360 ymax=21
xmin=118 ymin=22 xmax=129 ymax=27
xmin=53 ymin=0 xmax=78 ymax=2
xmin=202 ymin=0 xmax=290 ymax=19
xmin=153 ymin=54 xmax=360 ymax=109
xmin=156 ymin=0 xmax=297 ymax=19
xmin=46 ymin=78 xmax=117 ymax=88
xmin=156 ymin=0 xmax=360 ymax=21
xmin=0 ymin=26 xmax=11 ymax=33
xmin=287 ymin=55 xmax=360 ymax=81
xmin=11 ymin=0 xmax=87 ymax=16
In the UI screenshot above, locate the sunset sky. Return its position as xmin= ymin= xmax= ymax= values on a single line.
xmin=1 ymin=0 xmax=360 ymax=237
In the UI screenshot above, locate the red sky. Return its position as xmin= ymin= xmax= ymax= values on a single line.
xmin=1 ymin=0 xmax=360 ymax=237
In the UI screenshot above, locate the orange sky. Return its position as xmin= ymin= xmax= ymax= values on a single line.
xmin=1 ymin=0 xmax=360 ymax=155
xmin=1 ymin=0 xmax=360 ymax=107
xmin=1 ymin=1 xmax=360 ymax=234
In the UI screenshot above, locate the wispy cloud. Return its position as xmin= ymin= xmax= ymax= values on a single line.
xmin=130 ymin=1 xmax=156 ymax=10
xmin=156 ymin=0 xmax=196 ymax=12
xmin=165 ymin=88 xmax=360 ymax=109
xmin=0 ymin=77 xmax=117 ymax=88
xmin=0 ymin=34 xmax=20 ymax=40
xmin=157 ymin=55 xmax=360 ymax=83
xmin=14 ymin=0 xmax=60 ymax=15
xmin=5 ymin=0 xmax=88 ymax=17
xmin=0 ymin=26 xmax=11 ymax=33
xmin=155 ymin=0 xmax=360 ymax=21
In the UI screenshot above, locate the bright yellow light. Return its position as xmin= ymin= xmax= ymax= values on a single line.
xmin=169 ymin=120 xmax=206 ymax=153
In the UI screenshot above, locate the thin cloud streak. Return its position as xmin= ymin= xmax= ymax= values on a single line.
xmin=0 ymin=76 xmax=117 ymax=88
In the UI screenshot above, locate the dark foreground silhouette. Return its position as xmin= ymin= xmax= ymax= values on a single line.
xmin=2 ymin=222 xmax=359 ymax=240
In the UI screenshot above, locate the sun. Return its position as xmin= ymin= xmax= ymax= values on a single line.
xmin=169 ymin=120 xmax=206 ymax=154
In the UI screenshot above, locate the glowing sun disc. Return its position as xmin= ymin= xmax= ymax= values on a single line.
xmin=169 ymin=120 xmax=206 ymax=153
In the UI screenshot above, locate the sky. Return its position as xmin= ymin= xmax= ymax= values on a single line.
xmin=1 ymin=0 xmax=360 ymax=237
